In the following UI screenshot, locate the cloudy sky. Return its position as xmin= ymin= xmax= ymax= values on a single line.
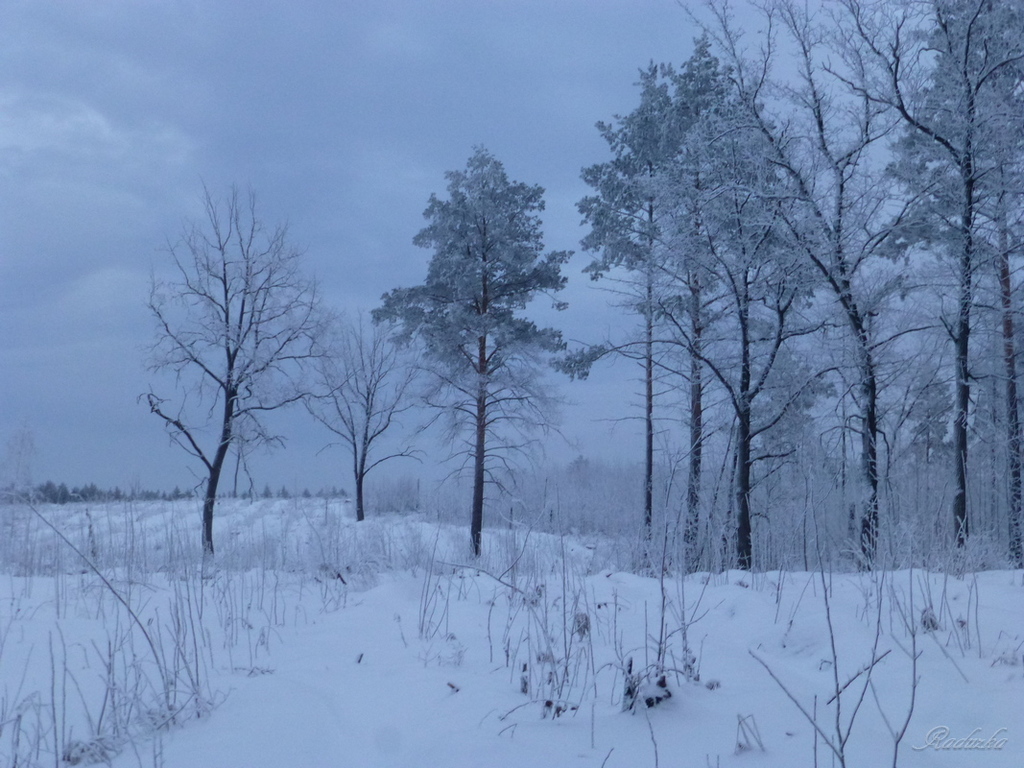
xmin=0 ymin=1 xmax=706 ymax=494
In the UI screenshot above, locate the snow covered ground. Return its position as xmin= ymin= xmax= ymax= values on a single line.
xmin=0 ymin=499 xmax=1021 ymax=767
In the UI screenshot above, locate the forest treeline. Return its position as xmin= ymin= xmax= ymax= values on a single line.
xmin=2 ymin=481 xmax=351 ymax=505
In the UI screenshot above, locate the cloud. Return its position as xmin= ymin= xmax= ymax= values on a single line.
xmin=0 ymin=0 xmax=694 ymax=490
xmin=0 ymin=88 xmax=194 ymax=184
xmin=0 ymin=91 xmax=117 ymax=155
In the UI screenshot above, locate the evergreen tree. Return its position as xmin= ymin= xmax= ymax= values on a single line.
xmin=575 ymin=61 xmax=684 ymax=566
xmin=375 ymin=148 xmax=569 ymax=555
xmin=570 ymin=39 xmax=730 ymax=569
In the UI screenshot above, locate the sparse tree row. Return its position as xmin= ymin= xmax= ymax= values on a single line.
xmin=141 ymin=0 xmax=1024 ymax=570
xmin=569 ymin=0 xmax=1024 ymax=571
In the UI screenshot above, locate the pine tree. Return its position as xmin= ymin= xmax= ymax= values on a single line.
xmin=576 ymin=62 xmax=680 ymax=566
xmin=571 ymin=39 xmax=730 ymax=569
xmin=375 ymin=148 xmax=569 ymax=555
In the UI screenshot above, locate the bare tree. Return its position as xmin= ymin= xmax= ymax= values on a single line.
xmin=703 ymin=0 xmax=911 ymax=566
xmin=306 ymin=314 xmax=418 ymax=521
xmin=660 ymin=191 xmax=821 ymax=570
xmin=841 ymin=0 xmax=1024 ymax=548
xmin=145 ymin=186 xmax=324 ymax=557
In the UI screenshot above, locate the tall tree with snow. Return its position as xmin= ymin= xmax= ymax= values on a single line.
xmin=573 ymin=40 xmax=730 ymax=569
xmin=575 ymin=62 xmax=683 ymax=565
xmin=976 ymin=44 xmax=1024 ymax=567
xmin=845 ymin=0 xmax=1024 ymax=548
xmin=375 ymin=148 xmax=569 ymax=556
xmin=994 ymin=163 xmax=1024 ymax=567
xmin=706 ymin=0 xmax=910 ymax=566
xmin=659 ymin=99 xmax=821 ymax=570
xmin=655 ymin=39 xmax=743 ymax=569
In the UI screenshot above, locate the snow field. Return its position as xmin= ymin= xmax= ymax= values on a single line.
xmin=0 ymin=500 xmax=1021 ymax=767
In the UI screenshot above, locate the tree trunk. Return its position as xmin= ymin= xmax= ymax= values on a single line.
xmin=202 ymin=479 xmax=218 ymax=557
xmin=354 ymin=454 xmax=366 ymax=522
xmin=471 ymin=390 xmax=487 ymax=556
xmin=685 ymin=308 xmax=704 ymax=572
xmin=232 ymin=446 xmax=241 ymax=498
xmin=735 ymin=276 xmax=753 ymax=571
xmin=828 ymin=263 xmax=881 ymax=567
xmin=203 ymin=388 xmax=236 ymax=557
xmin=736 ymin=405 xmax=752 ymax=570
xmin=641 ymin=209 xmax=656 ymax=569
xmin=953 ymin=158 xmax=975 ymax=548
xmin=721 ymin=446 xmax=737 ymax=569
xmin=859 ymin=352 xmax=880 ymax=567
xmin=998 ymin=193 xmax=1023 ymax=566
xmin=953 ymin=269 xmax=971 ymax=547
xmin=471 ymin=335 xmax=488 ymax=557
xmin=642 ymin=279 xmax=655 ymax=568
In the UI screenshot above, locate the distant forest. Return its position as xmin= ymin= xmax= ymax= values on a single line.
xmin=5 ymin=481 xmax=350 ymax=505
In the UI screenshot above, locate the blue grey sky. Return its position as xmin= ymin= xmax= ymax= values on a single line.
xmin=0 ymin=1 xmax=704 ymax=493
